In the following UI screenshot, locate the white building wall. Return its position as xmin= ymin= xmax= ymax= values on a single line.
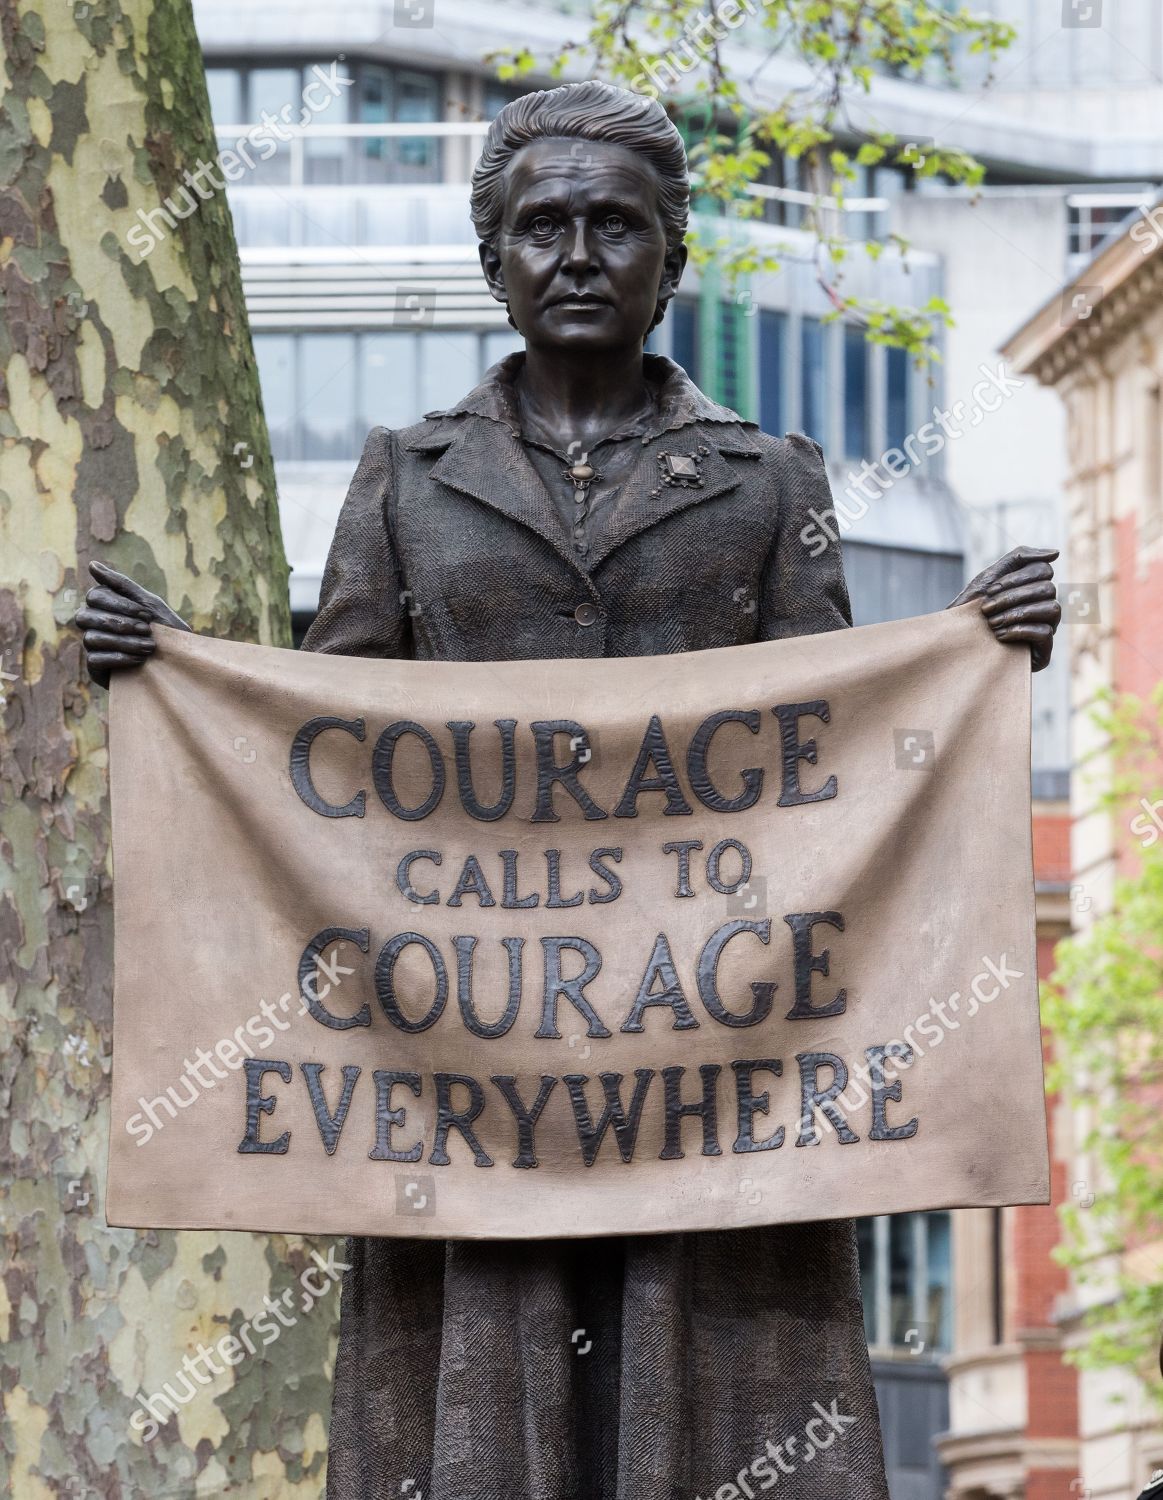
xmin=895 ymin=187 xmax=1075 ymax=781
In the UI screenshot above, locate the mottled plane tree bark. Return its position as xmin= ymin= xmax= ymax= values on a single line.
xmin=0 ymin=2 xmax=337 ymax=1493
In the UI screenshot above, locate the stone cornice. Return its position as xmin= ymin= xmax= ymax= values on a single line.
xmin=1002 ymin=221 xmax=1163 ymax=388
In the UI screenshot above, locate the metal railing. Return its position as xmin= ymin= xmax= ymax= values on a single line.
xmin=1066 ymin=186 xmax=1160 ymax=270
xmin=213 ymin=121 xmax=895 ymax=250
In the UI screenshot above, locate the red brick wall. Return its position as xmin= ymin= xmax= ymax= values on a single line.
xmin=1034 ymin=811 xmax=1071 ymax=885
xmin=1026 ymin=1347 xmax=1080 ymax=1439
xmin=1113 ymin=513 xmax=1163 ymax=883
xmin=1113 ymin=513 xmax=1163 ymax=704
xmin=1025 ymin=1470 xmax=1082 ymax=1500
xmin=1010 ymin=920 xmax=1079 ymax=1458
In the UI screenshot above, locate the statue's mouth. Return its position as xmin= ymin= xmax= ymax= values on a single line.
xmin=551 ymin=293 xmax=611 ymax=309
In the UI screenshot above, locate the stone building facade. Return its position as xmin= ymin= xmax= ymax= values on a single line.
xmin=1001 ymin=205 xmax=1163 ymax=1500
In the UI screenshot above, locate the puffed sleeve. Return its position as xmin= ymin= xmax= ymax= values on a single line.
xmin=302 ymin=426 xmax=413 ymax=659
xmin=758 ymin=432 xmax=853 ymax=641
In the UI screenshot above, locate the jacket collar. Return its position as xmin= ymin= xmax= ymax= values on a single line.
xmin=399 ymin=352 xmax=763 ymax=576
xmin=401 ymin=352 xmax=761 ymax=452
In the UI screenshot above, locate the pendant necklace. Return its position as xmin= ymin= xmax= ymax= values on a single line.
xmin=563 ymin=453 xmax=601 ymax=520
xmin=518 ymin=386 xmax=657 ymax=555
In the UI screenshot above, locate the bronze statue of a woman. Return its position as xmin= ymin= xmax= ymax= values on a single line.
xmin=79 ymin=80 xmax=1060 ymax=1500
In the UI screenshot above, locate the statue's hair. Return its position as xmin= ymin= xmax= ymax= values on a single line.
xmin=470 ymin=80 xmax=690 ymax=253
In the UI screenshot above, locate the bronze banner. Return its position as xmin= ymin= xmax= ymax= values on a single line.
xmin=106 ymin=607 xmax=1049 ymax=1238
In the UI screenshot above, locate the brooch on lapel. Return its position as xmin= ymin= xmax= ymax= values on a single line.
xmin=654 ymin=444 xmax=710 ymax=493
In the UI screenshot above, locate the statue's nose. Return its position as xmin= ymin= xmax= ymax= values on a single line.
xmin=564 ymin=221 xmax=595 ymax=271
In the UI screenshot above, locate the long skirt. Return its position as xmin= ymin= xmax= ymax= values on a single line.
xmin=325 ymin=1221 xmax=889 ymax=1500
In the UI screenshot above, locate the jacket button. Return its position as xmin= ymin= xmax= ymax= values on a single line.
xmin=574 ymin=602 xmax=599 ymax=626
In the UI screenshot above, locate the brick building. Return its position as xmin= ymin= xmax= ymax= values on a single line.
xmin=930 ymin=809 xmax=1077 ymax=1499
xmin=1001 ymin=202 xmax=1163 ymax=1499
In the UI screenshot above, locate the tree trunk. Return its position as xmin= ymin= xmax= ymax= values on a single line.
xmin=0 ymin=3 xmax=337 ymax=1493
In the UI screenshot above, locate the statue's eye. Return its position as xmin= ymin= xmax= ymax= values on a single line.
xmin=602 ymin=215 xmax=627 ymax=233
xmin=529 ymin=216 xmax=557 ymax=237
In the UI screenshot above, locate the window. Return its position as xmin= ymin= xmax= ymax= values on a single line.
xmin=393 ymin=71 xmax=441 ymax=180
xmin=206 ymin=67 xmax=242 ymax=123
xmin=484 ymin=81 xmax=522 ymax=119
xmin=1145 ymin=376 xmax=1163 ymax=528
xmin=299 ymin=334 xmax=357 ymax=460
xmin=238 ymin=66 xmax=301 ymax=188
xmin=254 ymin=329 xmax=520 ymax=460
xmin=843 ymin=543 xmax=964 ymax=627
xmin=420 ymin=332 xmax=478 ymax=415
xmin=254 ymin=335 xmax=295 ymax=462
xmin=248 ymin=66 xmax=301 ymax=122
xmin=800 ymin=317 xmax=827 ymax=446
xmin=753 ymin=151 xmax=802 ymax=230
xmin=302 ymin=59 xmax=353 ymax=186
xmin=886 ymin=345 xmax=910 ymax=454
xmin=843 ymin=324 xmax=870 ymax=459
xmin=357 ymin=65 xmax=392 ymax=179
xmin=758 ymin=309 xmax=786 ymax=436
xmin=361 ymin=65 xmax=391 ymax=128
xmin=718 ymin=300 xmax=747 ymax=415
xmin=358 ymin=334 xmax=417 ymax=434
xmin=206 ymin=60 xmax=445 ymax=187
xmin=484 ymin=330 xmax=523 ymax=372
xmin=670 ymin=300 xmax=699 ymax=386
xmin=664 ymin=297 xmax=754 ymax=414
xmin=858 ymin=1212 xmax=952 ymax=1355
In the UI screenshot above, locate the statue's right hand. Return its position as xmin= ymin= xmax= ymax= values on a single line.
xmin=76 ymin=560 xmax=191 ymax=689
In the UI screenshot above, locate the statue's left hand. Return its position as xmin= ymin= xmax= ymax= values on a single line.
xmin=948 ymin=545 xmax=1061 ymax=672
xmin=75 ymin=560 xmax=191 ymax=689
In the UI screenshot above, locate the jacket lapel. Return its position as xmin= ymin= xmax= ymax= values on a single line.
xmin=584 ymin=426 xmax=762 ymax=571
xmin=401 ymin=380 xmax=765 ymax=580
xmin=419 ymin=419 xmax=584 ymax=574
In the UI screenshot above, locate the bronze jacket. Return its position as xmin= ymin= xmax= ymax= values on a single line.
xmin=309 ymin=355 xmax=886 ymax=1500
xmin=303 ymin=352 xmax=852 ymax=662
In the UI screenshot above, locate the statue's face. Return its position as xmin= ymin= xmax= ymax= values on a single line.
xmin=480 ymin=137 xmax=686 ymax=352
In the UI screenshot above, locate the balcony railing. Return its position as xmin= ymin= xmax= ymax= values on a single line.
xmin=213 ymin=122 xmax=893 ymax=252
xmin=213 ymin=120 xmax=491 ymax=191
xmin=1066 ymin=186 xmax=1160 ymax=273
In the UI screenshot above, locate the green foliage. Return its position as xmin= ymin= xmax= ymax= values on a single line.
xmin=487 ymin=0 xmax=1015 ymax=365
xmin=1042 ymin=683 xmax=1163 ymax=1400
